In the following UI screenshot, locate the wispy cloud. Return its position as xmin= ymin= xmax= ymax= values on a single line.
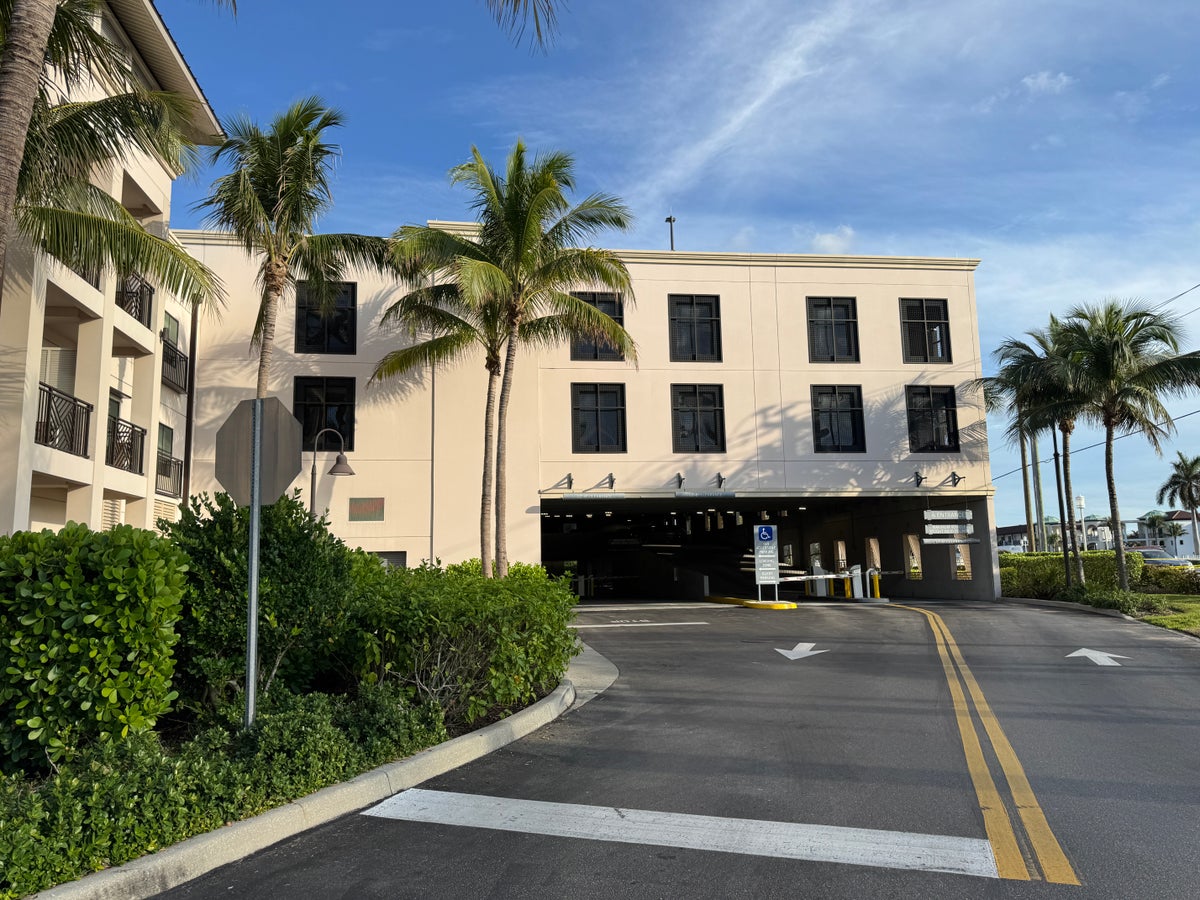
xmin=1021 ymin=71 xmax=1075 ymax=95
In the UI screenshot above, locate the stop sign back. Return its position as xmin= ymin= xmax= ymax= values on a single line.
xmin=215 ymin=398 xmax=303 ymax=506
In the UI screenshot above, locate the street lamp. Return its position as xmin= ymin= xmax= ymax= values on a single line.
xmin=1075 ymin=494 xmax=1085 ymax=548
xmin=309 ymin=427 xmax=354 ymax=515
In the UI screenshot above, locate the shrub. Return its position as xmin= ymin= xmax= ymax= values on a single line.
xmin=1137 ymin=565 xmax=1200 ymax=595
xmin=0 ymin=525 xmax=187 ymax=771
xmin=997 ymin=550 xmax=1144 ymax=597
xmin=346 ymin=558 xmax=579 ymax=726
xmin=160 ymin=492 xmax=355 ymax=710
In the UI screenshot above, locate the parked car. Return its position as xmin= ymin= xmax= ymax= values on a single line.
xmin=1125 ymin=546 xmax=1195 ymax=568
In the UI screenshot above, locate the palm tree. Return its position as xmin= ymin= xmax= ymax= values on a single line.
xmin=977 ymin=346 xmax=1039 ymax=553
xmin=1157 ymin=452 xmax=1200 ymax=556
xmin=390 ymin=141 xmax=636 ymax=576
xmin=1058 ymin=300 xmax=1200 ymax=590
xmin=197 ymin=98 xmax=390 ymax=398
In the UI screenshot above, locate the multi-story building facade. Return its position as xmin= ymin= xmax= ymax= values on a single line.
xmin=0 ymin=1 xmax=219 ymax=534
xmin=180 ymin=228 xmax=999 ymax=600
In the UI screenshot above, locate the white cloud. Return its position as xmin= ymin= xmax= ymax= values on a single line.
xmin=1021 ymin=71 xmax=1075 ymax=94
xmin=810 ymin=225 xmax=856 ymax=254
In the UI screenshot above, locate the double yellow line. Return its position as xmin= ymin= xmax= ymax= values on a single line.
xmin=897 ymin=605 xmax=1080 ymax=885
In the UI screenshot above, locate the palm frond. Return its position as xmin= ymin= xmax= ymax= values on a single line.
xmin=370 ymin=330 xmax=478 ymax=383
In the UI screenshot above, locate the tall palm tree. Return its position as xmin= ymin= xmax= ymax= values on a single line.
xmin=390 ymin=141 xmax=636 ymax=576
xmin=197 ymin=98 xmax=390 ymax=398
xmin=1157 ymin=451 xmax=1200 ymax=556
xmin=1058 ymin=300 xmax=1200 ymax=590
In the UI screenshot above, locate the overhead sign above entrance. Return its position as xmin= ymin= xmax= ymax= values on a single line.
xmin=754 ymin=525 xmax=779 ymax=586
xmin=924 ymin=509 xmax=973 ymax=521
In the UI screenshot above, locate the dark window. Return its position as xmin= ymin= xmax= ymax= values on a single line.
xmin=162 ymin=312 xmax=180 ymax=345
xmin=669 ymin=294 xmax=722 ymax=361
xmin=295 ymin=282 xmax=357 ymax=354
xmin=570 ymin=292 xmax=625 ymax=361
xmin=811 ymin=385 xmax=865 ymax=452
xmin=900 ymin=299 xmax=951 ymax=363
xmin=294 ymin=376 xmax=356 ymax=451
xmin=158 ymin=423 xmax=173 ymax=456
xmin=807 ymin=297 xmax=859 ymax=362
xmin=906 ymin=385 xmax=959 ymax=452
xmin=672 ymin=384 xmax=725 ymax=453
xmin=572 ymin=383 xmax=626 ymax=453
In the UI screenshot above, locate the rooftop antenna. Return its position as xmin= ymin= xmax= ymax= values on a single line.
xmin=665 ymin=214 xmax=676 ymax=251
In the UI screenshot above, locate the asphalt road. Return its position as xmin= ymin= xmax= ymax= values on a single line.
xmin=160 ymin=600 xmax=1200 ymax=899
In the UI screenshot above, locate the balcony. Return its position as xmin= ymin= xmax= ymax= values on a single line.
xmin=35 ymin=382 xmax=92 ymax=457
xmin=161 ymin=338 xmax=188 ymax=393
xmin=115 ymin=273 xmax=154 ymax=328
xmin=106 ymin=415 xmax=146 ymax=475
xmin=155 ymin=452 xmax=183 ymax=498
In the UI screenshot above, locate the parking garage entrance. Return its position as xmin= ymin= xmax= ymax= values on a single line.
xmin=539 ymin=494 xmax=996 ymax=603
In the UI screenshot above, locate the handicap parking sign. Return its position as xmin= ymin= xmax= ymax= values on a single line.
xmin=757 ymin=525 xmax=775 ymax=542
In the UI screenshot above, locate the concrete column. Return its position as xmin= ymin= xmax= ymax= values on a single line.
xmin=126 ymin=345 xmax=164 ymax=529
xmin=65 ymin=312 xmax=113 ymax=526
xmin=0 ymin=242 xmax=45 ymax=533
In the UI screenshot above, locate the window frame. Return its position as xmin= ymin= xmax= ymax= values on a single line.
xmin=570 ymin=292 xmax=626 ymax=361
xmin=295 ymin=281 xmax=358 ymax=355
xmin=671 ymin=383 xmax=726 ymax=453
xmin=668 ymin=294 xmax=722 ymax=362
xmin=900 ymin=298 xmax=952 ymax=364
xmin=293 ymin=376 xmax=356 ymax=451
xmin=807 ymin=297 xmax=860 ymax=363
xmin=571 ymin=383 xmax=627 ymax=453
xmin=811 ymin=384 xmax=866 ymax=453
xmin=905 ymin=384 xmax=960 ymax=453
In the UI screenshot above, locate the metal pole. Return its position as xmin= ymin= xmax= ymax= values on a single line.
xmin=245 ymin=398 xmax=263 ymax=729
xmin=665 ymin=215 xmax=676 ymax=251
xmin=309 ymin=448 xmax=317 ymax=516
xmin=1051 ymin=429 xmax=1071 ymax=588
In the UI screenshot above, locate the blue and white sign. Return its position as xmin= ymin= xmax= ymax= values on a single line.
xmin=754 ymin=525 xmax=779 ymax=585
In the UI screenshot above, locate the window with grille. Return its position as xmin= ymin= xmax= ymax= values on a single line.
xmin=294 ymin=377 xmax=356 ymax=451
xmin=571 ymin=383 xmax=626 ymax=453
xmin=570 ymin=292 xmax=625 ymax=360
xmin=807 ymin=297 xmax=859 ymax=362
xmin=900 ymin=298 xmax=951 ymax=363
xmin=669 ymin=294 xmax=722 ymax=361
xmin=295 ymin=282 xmax=357 ymax=354
xmin=671 ymin=384 xmax=725 ymax=453
xmin=811 ymin=385 xmax=865 ymax=452
xmin=906 ymin=385 xmax=959 ymax=452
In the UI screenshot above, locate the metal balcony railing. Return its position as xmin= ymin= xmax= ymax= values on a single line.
xmin=161 ymin=338 xmax=188 ymax=393
xmin=35 ymin=382 xmax=92 ymax=457
xmin=155 ymin=452 xmax=183 ymax=497
xmin=106 ymin=415 xmax=146 ymax=475
xmin=115 ymin=273 xmax=154 ymax=328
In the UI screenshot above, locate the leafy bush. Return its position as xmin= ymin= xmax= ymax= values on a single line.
xmin=997 ymin=550 xmax=1144 ymax=597
xmin=346 ymin=557 xmax=579 ymax=725
xmin=0 ymin=686 xmax=445 ymax=899
xmin=1136 ymin=565 xmax=1200 ymax=594
xmin=0 ymin=525 xmax=187 ymax=771
xmin=160 ymin=492 xmax=356 ymax=710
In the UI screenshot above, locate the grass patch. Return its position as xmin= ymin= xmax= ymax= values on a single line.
xmin=1136 ymin=593 xmax=1200 ymax=637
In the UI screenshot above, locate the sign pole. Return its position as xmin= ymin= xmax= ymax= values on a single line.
xmin=245 ymin=398 xmax=263 ymax=729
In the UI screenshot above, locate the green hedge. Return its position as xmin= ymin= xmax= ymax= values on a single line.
xmin=0 ymin=525 xmax=187 ymax=771
xmin=997 ymin=550 xmax=1144 ymax=598
xmin=345 ymin=556 xmax=580 ymax=725
xmin=0 ymin=685 xmax=445 ymax=899
xmin=1137 ymin=565 xmax=1200 ymax=594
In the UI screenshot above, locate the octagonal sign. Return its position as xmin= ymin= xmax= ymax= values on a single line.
xmin=215 ymin=398 xmax=303 ymax=506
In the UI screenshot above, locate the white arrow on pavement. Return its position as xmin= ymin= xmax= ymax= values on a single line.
xmin=1066 ymin=648 xmax=1130 ymax=667
xmin=775 ymin=642 xmax=830 ymax=660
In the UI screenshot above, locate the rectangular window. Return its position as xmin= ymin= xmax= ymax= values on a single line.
xmin=162 ymin=312 xmax=180 ymax=345
xmin=671 ymin=384 xmax=726 ymax=453
xmin=571 ymin=383 xmax=626 ymax=453
xmin=295 ymin=282 xmax=357 ymax=354
xmin=294 ymin=376 xmax=356 ymax=451
xmin=158 ymin=423 xmax=173 ymax=456
xmin=811 ymin=385 xmax=865 ymax=453
xmin=900 ymin=298 xmax=951 ymax=363
xmin=906 ymin=385 xmax=960 ymax=452
xmin=669 ymin=294 xmax=722 ymax=361
xmin=570 ymin=292 xmax=625 ymax=361
xmin=807 ymin=297 xmax=859 ymax=362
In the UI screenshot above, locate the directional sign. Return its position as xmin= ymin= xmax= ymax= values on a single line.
xmin=922 ymin=537 xmax=981 ymax=545
xmin=925 ymin=509 xmax=974 ymax=521
xmin=925 ymin=523 xmax=975 ymax=535
xmin=775 ymin=642 xmax=829 ymax=660
xmin=754 ymin=525 xmax=779 ymax=585
xmin=215 ymin=398 xmax=303 ymax=507
xmin=1067 ymin=648 xmax=1130 ymax=667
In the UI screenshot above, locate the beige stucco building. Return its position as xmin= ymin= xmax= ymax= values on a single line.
xmin=179 ymin=228 xmax=998 ymax=601
xmin=0 ymin=1 xmax=219 ymax=535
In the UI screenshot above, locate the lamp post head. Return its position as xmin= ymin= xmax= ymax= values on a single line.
xmin=328 ymin=453 xmax=355 ymax=476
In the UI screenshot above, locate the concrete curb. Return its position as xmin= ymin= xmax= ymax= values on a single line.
xmin=995 ymin=595 xmax=1138 ymax=620
xmin=35 ymin=644 xmax=615 ymax=900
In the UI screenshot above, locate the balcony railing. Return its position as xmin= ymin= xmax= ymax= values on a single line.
xmin=116 ymin=273 xmax=154 ymax=328
xmin=155 ymin=452 xmax=183 ymax=498
xmin=161 ymin=338 xmax=188 ymax=393
xmin=35 ymin=382 xmax=92 ymax=457
xmin=106 ymin=415 xmax=146 ymax=475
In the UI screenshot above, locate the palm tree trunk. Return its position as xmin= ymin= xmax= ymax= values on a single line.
xmin=0 ymin=0 xmax=58 ymax=298
xmin=479 ymin=365 xmax=499 ymax=577
xmin=1192 ymin=506 xmax=1199 ymax=557
xmin=1031 ymin=431 xmax=1047 ymax=550
xmin=256 ymin=266 xmax=286 ymax=398
xmin=1106 ymin=425 xmax=1128 ymax=591
xmin=493 ymin=318 xmax=521 ymax=578
xmin=1061 ymin=424 xmax=1084 ymax=584
xmin=1020 ymin=429 xmax=1036 ymax=553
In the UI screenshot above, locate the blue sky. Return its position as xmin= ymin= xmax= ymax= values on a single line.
xmin=163 ymin=0 xmax=1200 ymax=532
